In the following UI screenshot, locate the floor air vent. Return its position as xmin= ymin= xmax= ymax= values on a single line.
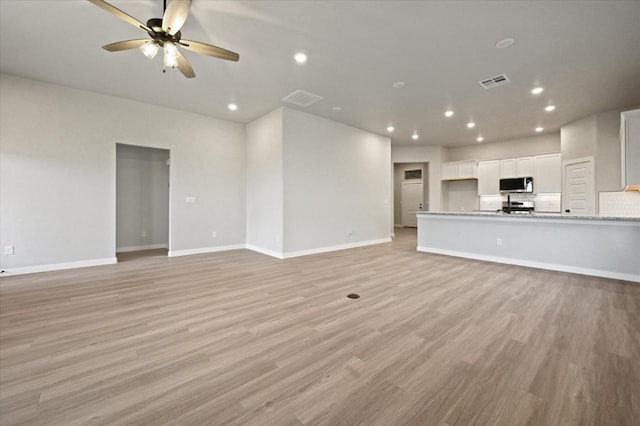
xmin=479 ymin=74 xmax=510 ymax=89
xmin=282 ymin=90 xmax=324 ymax=107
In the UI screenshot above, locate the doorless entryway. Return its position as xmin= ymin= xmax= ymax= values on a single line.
xmin=116 ymin=144 xmax=170 ymax=257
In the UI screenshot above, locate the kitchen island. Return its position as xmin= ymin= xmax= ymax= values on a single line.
xmin=416 ymin=211 xmax=640 ymax=282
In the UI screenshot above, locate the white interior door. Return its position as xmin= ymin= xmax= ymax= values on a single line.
xmin=563 ymin=158 xmax=595 ymax=215
xmin=402 ymin=181 xmax=423 ymax=227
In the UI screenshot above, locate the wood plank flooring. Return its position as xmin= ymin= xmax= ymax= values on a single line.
xmin=1 ymin=228 xmax=639 ymax=425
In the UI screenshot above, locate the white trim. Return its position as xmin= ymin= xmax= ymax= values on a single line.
xmin=0 ymin=258 xmax=118 ymax=278
xmin=116 ymin=243 xmax=168 ymax=253
xmin=394 ymin=224 xmax=404 ymax=228
xmin=283 ymin=238 xmax=391 ymax=259
xmin=246 ymin=245 xmax=284 ymax=259
xmin=168 ymin=244 xmax=246 ymax=257
xmin=417 ymin=246 xmax=640 ymax=283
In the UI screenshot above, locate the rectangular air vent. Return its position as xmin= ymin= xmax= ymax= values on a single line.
xmin=282 ymin=89 xmax=323 ymax=107
xmin=479 ymin=74 xmax=510 ymax=89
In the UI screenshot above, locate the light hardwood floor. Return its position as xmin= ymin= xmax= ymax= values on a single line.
xmin=1 ymin=228 xmax=639 ymax=425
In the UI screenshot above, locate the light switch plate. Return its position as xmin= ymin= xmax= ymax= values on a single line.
xmin=4 ymin=245 xmax=14 ymax=255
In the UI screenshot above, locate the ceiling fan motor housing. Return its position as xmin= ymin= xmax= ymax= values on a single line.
xmin=146 ymin=18 xmax=181 ymax=44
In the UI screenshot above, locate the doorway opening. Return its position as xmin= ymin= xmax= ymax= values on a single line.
xmin=116 ymin=144 xmax=170 ymax=261
xmin=393 ymin=162 xmax=429 ymax=228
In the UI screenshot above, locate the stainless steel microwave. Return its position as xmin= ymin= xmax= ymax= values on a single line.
xmin=500 ymin=177 xmax=533 ymax=193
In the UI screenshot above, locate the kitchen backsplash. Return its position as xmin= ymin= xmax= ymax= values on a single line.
xmin=479 ymin=193 xmax=561 ymax=212
xmin=599 ymin=191 xmax=640 ymax=217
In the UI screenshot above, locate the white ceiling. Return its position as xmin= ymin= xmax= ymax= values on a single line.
xmin=1 ymin=0 xmax=639 ymax=147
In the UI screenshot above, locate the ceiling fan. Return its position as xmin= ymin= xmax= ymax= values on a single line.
xmin=88 ymin=0 xmax=239 ymax=78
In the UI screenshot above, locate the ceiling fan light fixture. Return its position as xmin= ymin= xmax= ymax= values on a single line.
xmin=164 ymin=52 xmax=178 ymax=68
xmin=140 ymin=41 xmax=159 ymax=59
xmin=164 ymin=42 xmax=179 ymax=59
xmin=163 ymin=42 xmax=179 ymax=68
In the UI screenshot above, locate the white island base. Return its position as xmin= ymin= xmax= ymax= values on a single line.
xmin=416 ymin=212 xmax=640 ymax=283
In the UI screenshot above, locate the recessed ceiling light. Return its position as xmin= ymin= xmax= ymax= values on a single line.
xmin=387 ymin=126 xmax=394 ymax=132
xmin=412 ymin=134 xmax=419 ymax=140
xmin=392 ymin=81 xmax=405 ymax=89
xmin=445 ymin=110 xmax=454 ymax=118
xmin=535 ymin=127 xmax=544 ymax=132
xmin=531 ymin=87 xmax=544 ymax=95
xmin=545 ymin=105 xmax=556 ymax=112
xmin=294 ymin=52 xmax=307 ymax=63
xmin=477 ymin=136 xmax=484 ymax=142
xmin=332 ymin=106 xmax=342 ymax=112
xmin=228 ymin=103 xmax=238 ymax=111
xmin=467 ymin=122 xmax=476 ymax=128
xmin=495 ymin=38 xmax=515 ymax=49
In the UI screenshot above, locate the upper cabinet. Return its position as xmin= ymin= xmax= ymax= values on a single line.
xmin=516 ymin=157 xmax=534 ymax=176
xmin=621 ymin=109 xmax=640 ymax=188
xmin=500 ymin=157 xmax=533 ymax=178
xmin=533 ymin=153 xmax=561 ymax=193
xmin=477 ymin=154 xmax=560 ymax=195
xmin=441 ymin=160 xmax=478 ymax=180
xmin=478 ymin=160 xmax=500 ymax=195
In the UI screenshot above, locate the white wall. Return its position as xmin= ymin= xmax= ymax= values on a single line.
xmin=444 ymin=180 xmax=479 ymax=212
xmin=447 ymin=133 xmax=561 ymax=162
xmin=116 ymin=144 xmax=170 ymax=252
xmin=246 ymin=108 xmax=284 ymax=256
xmin=0 ymin=74 xmax=246 ymax=272
xmin=282 ymin=108 xmax=391 ymax=255
xmin=595 ymin=110 xmax=623 ymax=193
xmin=561 ymin=114 xmax=597 ymax=162
xmin=560 ymin=108 xmax=637 ymax=212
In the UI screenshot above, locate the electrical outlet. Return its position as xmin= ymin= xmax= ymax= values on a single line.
xmin=276 ymin=234 xmax=281 ymax=243
xmin=141 ymin=231 xmax=147 ymax=237
xmin=212 ymin=231 xmax=217 ymax=238
xmin=496 ymin=238 xmax=502 ymax=246
xmin=4 ymin=245 xmax=14 ymax=255
xmin=186 ymin=196 xmax=196 ymax=204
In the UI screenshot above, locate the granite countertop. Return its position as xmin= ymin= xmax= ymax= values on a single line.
xmin=413 ymin=211 xmax=640 ymax=222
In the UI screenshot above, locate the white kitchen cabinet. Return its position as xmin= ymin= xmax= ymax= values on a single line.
xmin=516 ymin=157 xmax=534 ymax=177
xmin=533 ymin=153 xmax=561 ymax=193
xmin=441 ymin=160 xmax=478 ymax=180
xmin=478 ymin=160 xmax=500 ymax=195
xmin=621 ymin=109 xmax=640 ymax=188
xmin=500 ymin=158 xmax=517 ymax=178
xmin=500 ymin=157 xmax=533 ymax=178
xmin=441 ymin=162 xmax=459 ymax=180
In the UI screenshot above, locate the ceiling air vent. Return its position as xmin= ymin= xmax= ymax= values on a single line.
xmin=282 ymin=90 xmax=324 ymax=107
xmin=479 ymin=74 xmax=510 ymax=89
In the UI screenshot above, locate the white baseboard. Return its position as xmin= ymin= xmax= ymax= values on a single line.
xmin=245 ymin=244 xmax=284 ymax=259
xmin=0 ymin=257 xmax=118 ymax=278
xmin=417 ymin=246 xmax=640 ymax=283
xmin=168 ymin=244 xmax=246 ymax=257
xmin=116 ymin=243 xmax=168 ymax=253
xmin=283 ymin=238 xmax=392 ymax=259
xmin=394 ymin=224 xmax=404 ymax=228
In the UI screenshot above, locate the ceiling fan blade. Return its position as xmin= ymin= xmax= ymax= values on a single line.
xmin=176 ymin=50 xmax=196 ymax=78
xmin=102 ymin=39 xmax=149 ymax=52
xmin=179 ymin=40 xmax=239 ymax=62
xmin=88 ymin=0 xmax=152 ymax=33
xmin=162 ymin=0 xmax=192 ymax=36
